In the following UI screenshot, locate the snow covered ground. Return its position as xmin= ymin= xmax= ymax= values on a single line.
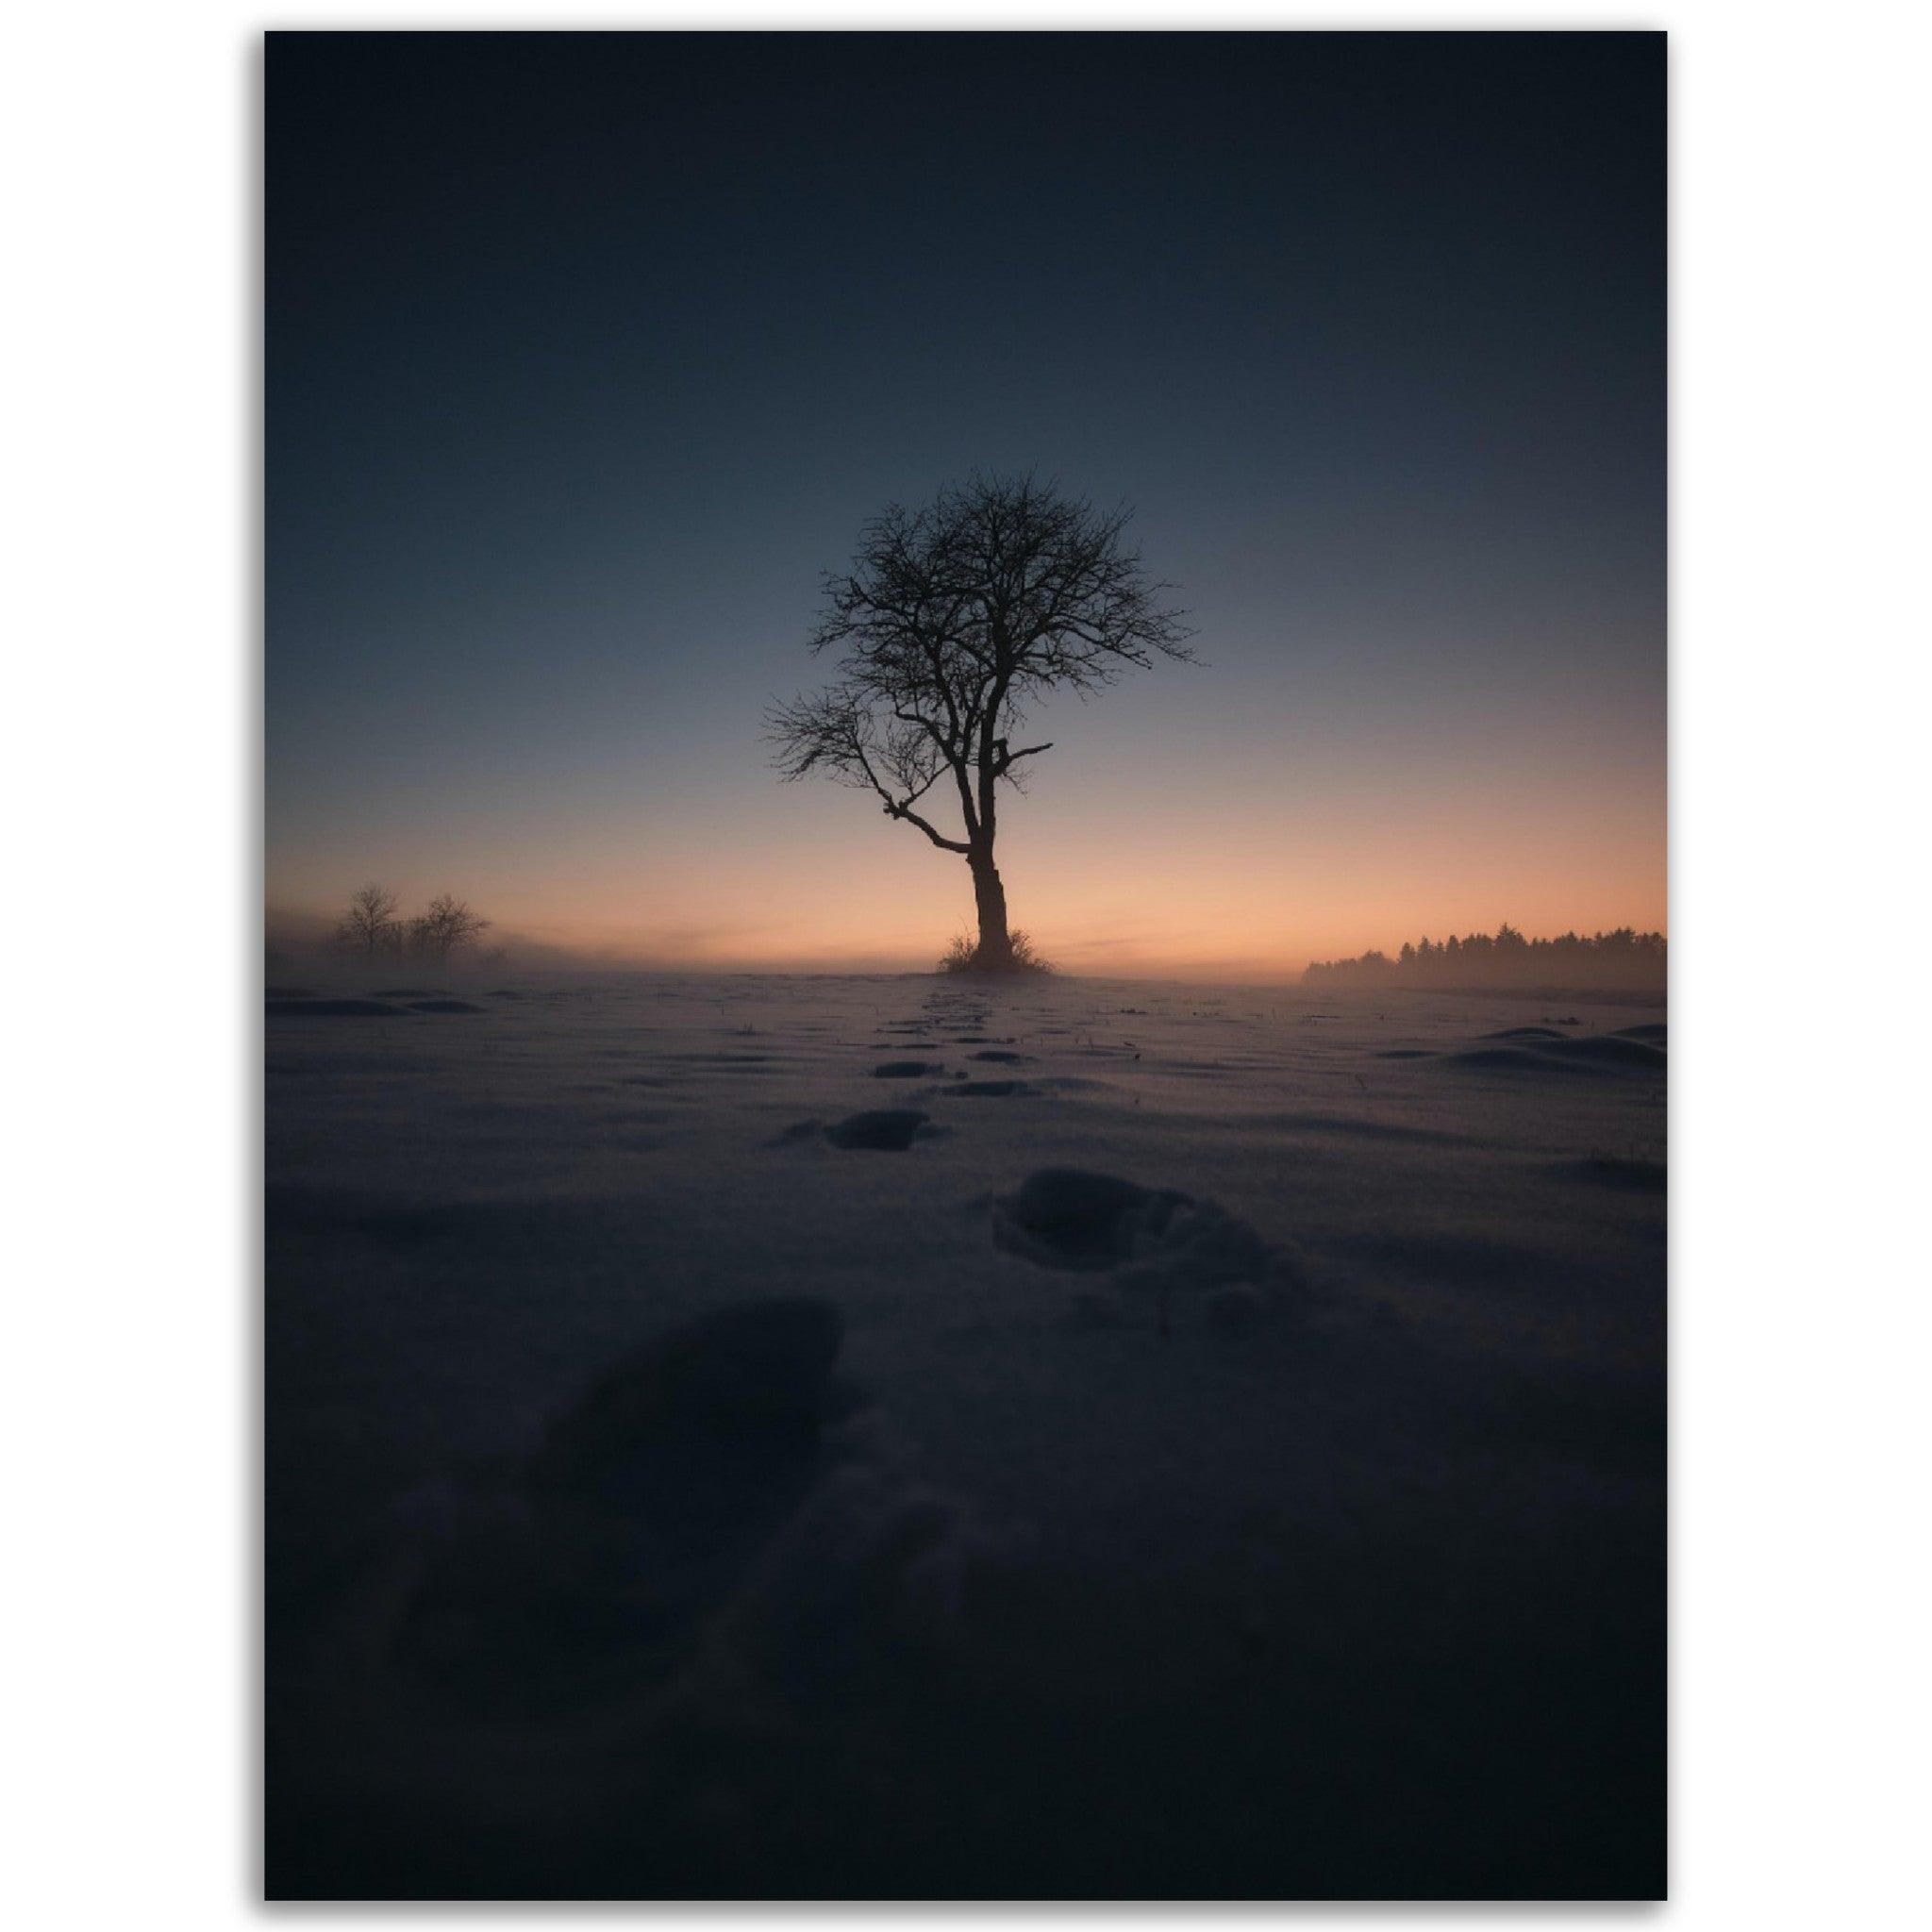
xmin=266 ymin=970 xmax=1665 ymax=1899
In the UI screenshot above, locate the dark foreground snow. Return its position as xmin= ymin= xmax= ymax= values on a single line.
xmin=267 ymin=972 xmax=1665 ymax=1899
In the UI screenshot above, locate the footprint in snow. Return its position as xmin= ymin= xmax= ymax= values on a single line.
xmin=991 ymin=1167 xmax=1305 ymax=1335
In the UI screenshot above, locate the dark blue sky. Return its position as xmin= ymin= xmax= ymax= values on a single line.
xmin=268 ymin=31 xmax=1663 ymax=972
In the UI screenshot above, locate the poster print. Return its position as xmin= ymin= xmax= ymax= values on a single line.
xmin=267 ymin=29 xmax=1666 ymax=1900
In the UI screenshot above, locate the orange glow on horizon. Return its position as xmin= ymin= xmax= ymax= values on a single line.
xmin=268 ymin=753 xmax=1664 ymax=980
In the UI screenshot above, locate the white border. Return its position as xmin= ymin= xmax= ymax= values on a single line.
xmin=8 ymin=4 xmax=1930 ymax=1925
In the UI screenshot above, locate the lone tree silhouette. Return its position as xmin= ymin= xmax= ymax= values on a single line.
xmin=768 ymin=475 xmax=1193 ymax=969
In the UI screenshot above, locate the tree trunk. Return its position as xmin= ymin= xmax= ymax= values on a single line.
xmin=968 ymin=847 xmax=1013 ymax=967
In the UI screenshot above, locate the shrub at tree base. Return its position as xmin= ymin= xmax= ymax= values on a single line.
xmin=938 ymin=928 xmax=1054 ymax=975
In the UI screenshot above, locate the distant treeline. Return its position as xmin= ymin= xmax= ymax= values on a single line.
xmin=1304 ymin=924 xmax=1666 ymax=988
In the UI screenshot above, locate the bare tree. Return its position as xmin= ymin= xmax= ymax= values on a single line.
xmin=408 ymin=892 xmax=491 ymax=963
xmin=767 ymin=474 xmax=1193 ymax=968
xmin=335 ymin=883 xmax=402 ymax=958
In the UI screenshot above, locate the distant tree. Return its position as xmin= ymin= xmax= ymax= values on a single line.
xmin=409 ymin=893 xmax=491 ymax=963
xmin=335 ymin=883 xmax=402 ymax=958
xmin=767 ymin=474 xmax=1194 ymax=970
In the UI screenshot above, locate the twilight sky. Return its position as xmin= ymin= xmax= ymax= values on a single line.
xmin=267 ymin=30 xmax=1664 ymax=978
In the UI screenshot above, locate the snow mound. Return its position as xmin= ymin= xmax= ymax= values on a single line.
xmin=1540 ymin=1033 xmax=1665 ymax=1068
xmin=267 ymin=997 xmax=408 ymax=1018
xmin=824 ymin=1108 xmax=929 ymax=1151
